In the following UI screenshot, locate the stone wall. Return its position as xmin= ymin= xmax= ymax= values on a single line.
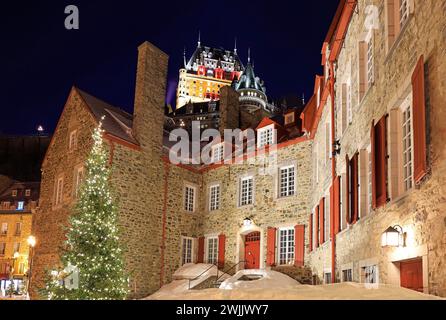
xmin=308 ymin=0 xmax=446 ymax=296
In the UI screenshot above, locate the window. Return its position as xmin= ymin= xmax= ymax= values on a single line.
xmin=11 ymin=190 xmax=17 ymax=197
xmin=181 ymin=237 xmax=193 ymax=265
xmin=69 ymin=130 xmax=78 ymax=151
xmin=402 ymin=106 xmax=413 ymax=192
xmin=279 ymin=166 xmax=295 ymax=198
xmin=324 ymin=272 xmax=332 ymax=284
xmin=0 ymin=243 xmax=5 ymax=255
xmin=367 ymin=37 xmax=374 ymax=86
xmin=209 ymin=184 xmax=220 ymax=211
xmin=239 ymin=177 xmax=254 ymax=206
xmin=74 ymin=166 xmax=85 ymax=198
xmin=342 ymin=269 xmax=353 ymax=282
xmin=14 ymin=223 xmax=22 ymax=236
xmin=1 ymin=202 xmax=10 ymax=210
xmin=324 ymin=196 xmax=330 ymax=242
xmin=211 ymin=144 xmax=224 ymax=163
xmin=25 ymin=189 xmax=31 ymax=197
xmin=184 ymin=185 xmax=196 ymax=212
xmin=340 ymin=174 xmax=346 ymax=231
xmin=13 ymin=242 xmax=20 ymax=253
xmin=258 ymin=126 xmax=274 ymax=148
xmin=1 ymin=223 xmax=8 ymax=236
xmin=399 ymin=0 xmax=409 ymax=29
xmin=368 ymin=148 xmax=373 ymax=213
xmin=386 ymin=0 xmax=412 ymax=50
xmin=278 ymin=228 xmax=295 ymax=265
xmin=54 ymin=177 xmax=64 ymax=206
xmin=359 ymin=36 xmax=373 ymax=101
xmin=359 ymin=149 xmax=370 ymax=218
xmin=362 ymin=265 xmax=378 ymax=284
xmin=206 ymin=237 xmax=218 ymax=265
xmin=284 ymin=113 xmax=295 ymax=125
xmin=17 ymin=201 xmax=24 ymax=211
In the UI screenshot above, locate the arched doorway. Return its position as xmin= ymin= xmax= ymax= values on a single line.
xmin=244 ymin=232 xmax=261 ymax=269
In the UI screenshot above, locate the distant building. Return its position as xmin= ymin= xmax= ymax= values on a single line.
xmin=0 ymin=179 xmax=39 ymax=295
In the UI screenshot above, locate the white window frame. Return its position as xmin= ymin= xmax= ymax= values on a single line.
xmin=54 ymin=176 xmax=64 ymax=207
xmin=11 ymin=190 xmax=17 ymax=197
xmin=279 ymin=165 xmax=296 ymax=198
xmin=401 ymin=98 xmax=414 ymax=192
xmin=367 ymin=144 xmax=373 ymax=215
xmin=25 ymin=189 xmax=31 ymax=197
xmin=366 ymin=34 xmax=374 ymax=87
xmin=1 ymin=223 xmax=8 ymax=236
xmin=205 ymin=236 xmax=219 ymax=265
xmin=209 ymin=184 xmax=220 ymax=211
xmin=211 ymin=144 xmax=224 ymax=163
xmin=277 ymin=227 xmax=295 ymax=266
xmin=184 ymin=185 xmax=196 ymax=212
xmin=399 ymin=0 xmax=410 ymax=29
xmin=17 ymin=201 xmax=24 ymax=211
xmin=181 ymin=237 xmax=194 ymax=265
xmin=361 ymin=264 xmax=379 ymax=284
xmin=74 ymin=166 xmax=85 ymax=198
xmin=342 ymin=268 xmax=353 ymax=282
xmin=69 ymin=130 xmax=78 ymax=151
xmin=324 ymin=195 xmax=330 ymax=243
xmin=257 ymin=125 xmax=275 ymax=149
xmin=239 ymin=176 xmax=254 ymax=207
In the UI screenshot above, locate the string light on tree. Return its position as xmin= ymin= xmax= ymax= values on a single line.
xmin=41 ymin=118 xmax=129 ymax=300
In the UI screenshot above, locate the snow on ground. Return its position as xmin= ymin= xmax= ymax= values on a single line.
xmin=219 ymin=269 xmax=298 ymax=290
xmin=147 ymin=268 xmax=442 ymax=300
xmin=173 ymin=263 xmax=221 ymax=280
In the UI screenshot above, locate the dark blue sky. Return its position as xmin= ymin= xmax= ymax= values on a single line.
xmin=0 ymin=0 xmax=339 ymax=135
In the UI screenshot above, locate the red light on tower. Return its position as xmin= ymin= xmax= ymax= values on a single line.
xmin=198 ymin=66 xmax=206 ymax=76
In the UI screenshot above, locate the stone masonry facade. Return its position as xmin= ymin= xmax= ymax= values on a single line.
xmin=31 ymin=0 xmax=446 ymax=300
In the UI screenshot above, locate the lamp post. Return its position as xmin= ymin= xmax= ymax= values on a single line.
xmin=9 ymin=252 xmax=20 ymax=298
xmin=26 ymin=235 xmax=36 ymax=298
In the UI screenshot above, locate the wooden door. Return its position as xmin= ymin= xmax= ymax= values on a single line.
xmin=245 ymin=232 xmax=260 ymax=269
xmin=400 ymin=259 xmax=423 ymax=292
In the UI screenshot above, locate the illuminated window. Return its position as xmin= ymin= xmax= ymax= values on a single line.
xmin=402 ymin=105 xmax=413 ymax=192
xmin=11 ymin=190 xmax=17 ymax=197
xmin=17 ymin=201 xmax=24 ymax=211
xmin=25 ymin=189 xmax=31 ymax=197
xmin=1 ymin=223 xmax=8 ymax=236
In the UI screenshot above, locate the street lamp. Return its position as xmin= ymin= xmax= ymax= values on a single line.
xmin=26 ymin=235 xmax=37 ymax=298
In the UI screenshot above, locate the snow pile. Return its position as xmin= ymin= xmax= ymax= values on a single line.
xmin=173 ymin=263 xmax=219 ymax=280
xmin=147 ymin=282 xmax=442 ymax=300
xmin=219 ymin=269 xmax=299 ymax=290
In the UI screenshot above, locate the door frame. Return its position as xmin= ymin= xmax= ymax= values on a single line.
xmin=236 ymin=224 xmax=264 ymax=272
xmin=244 ymin=232 xmax=261 ymax=269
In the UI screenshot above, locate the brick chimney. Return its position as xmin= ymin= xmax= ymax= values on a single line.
xmin=133 ymin=41 xmax=169 ymax=153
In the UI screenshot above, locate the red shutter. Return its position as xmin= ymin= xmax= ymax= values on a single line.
xmin=375 ymin=116 xmax=388 ymax=208
xmin=315 ymin=205 xmax=320 ymax=248
xmin=319 ymin=198 xmax=325 ymax=244
xmin=266 ymin=227 xmax=277 ymax=266
xmin=412 ymin=55 xmax=427 ymax=183
xmin=197 ymin=237 xmax=205 ymax=263
xmin=218 ymin=234 xmax=226 ymax=269
xmin=309 ymin=214 xmax=313 ymax=252
xmin=329 ymin=185 xmax=333 ymax=239
xmin=333 ymin=176 xmax=341 ymax=235
xmin=294 ymin=225 xmax=305 ymax=267
xmin=370 ymin=120 xmax=377 ymax=209
xmin=352 ymin=153 xmax=359 ymax=224
xmin=345 ymin=154 xmax=351 ymax=225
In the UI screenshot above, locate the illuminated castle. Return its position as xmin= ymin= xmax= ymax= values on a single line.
xmin=176 ymin=34 xmax=272 ymax=113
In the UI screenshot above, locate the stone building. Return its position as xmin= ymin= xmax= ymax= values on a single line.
xmin=31 ymin=0 xmax=446 ymax=299
xmin=302 ymin=0 xmax=446 ymax=296
xmin=0 ymin=179 xmax=38 ymax=295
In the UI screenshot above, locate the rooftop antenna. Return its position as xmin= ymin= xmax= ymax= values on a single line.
xmin=183 ymin=46 xmax=187 ymax=68
xmin=248 ymin=48 xmax=251 ymax=63
xmin=234 ymin=37 xmax=238 ymax=54
xmin=197 ymin=30 xmax=201 ymax=47
xmin=302 ymin=93 xmax=305 ymax=105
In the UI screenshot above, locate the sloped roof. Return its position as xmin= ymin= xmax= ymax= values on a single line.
xmin=170 ymin=100 xmax=220 ymax=117
xmin=186 ymin=45 xmax=244 ymax=71
xmin=234 ymin=62 xmax=265 ymax=93
xmin=76 ymin=88 xmax=139 ymax=145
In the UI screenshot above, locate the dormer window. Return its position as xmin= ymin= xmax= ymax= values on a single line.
xmin=285 ymin=113 xmax=295 ymax=126
xmin=25 ymin=189 xmax=31 ymax=197
xmin=11 ymin=190 xmax=17 ymax=197
xmin=69 ymin=130 xmax=78 ymax=151
xmin=258 ymin=125 xmax=275 ymax=148
xmin=17 ymin=201 xmax=24 ymax=211
xmin=211 ymin=144 xmax=225 ymax=163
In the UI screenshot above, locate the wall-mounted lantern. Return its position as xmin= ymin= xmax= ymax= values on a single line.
xmin=381 ymin=225 xmax=406 ymax=248
xmin=243 ymin=217 xmax=253 ymax=227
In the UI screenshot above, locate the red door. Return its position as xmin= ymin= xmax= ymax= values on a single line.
xmin=245 ymin=232 xmax=260 ymax=269
xmin=400 ymin=259 xmax=423 ymax=292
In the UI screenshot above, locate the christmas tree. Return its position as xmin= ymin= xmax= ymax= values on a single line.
xmin=42 ymin=119 xmax=129 ymax=300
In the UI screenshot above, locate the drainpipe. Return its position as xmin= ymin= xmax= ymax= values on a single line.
xmin=329 ymin=61 xmax=337 ymax=284
xmin=160 ymin=160 xmax=170 ymax=288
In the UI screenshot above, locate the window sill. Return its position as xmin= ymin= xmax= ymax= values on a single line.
xmin=384 ymin=16 xmax=413 ymax=65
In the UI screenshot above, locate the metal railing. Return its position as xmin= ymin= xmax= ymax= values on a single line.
xmin=214 ymin=261 xmax=246 ymax=287
xmin=188 ymin=264 xmax=218 ymax=290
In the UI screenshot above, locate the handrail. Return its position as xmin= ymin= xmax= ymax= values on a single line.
xmin=214 ymin=261 xmax=246 ymax=287
xmin=188 ymin=264 xmax=218 ymax=290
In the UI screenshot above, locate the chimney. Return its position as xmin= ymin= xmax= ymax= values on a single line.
xmin=133 ymin=42 xmax=169 ymax=153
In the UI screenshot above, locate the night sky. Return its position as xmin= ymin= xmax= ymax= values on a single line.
xmin=0 ymin=0 xmax=339 ymax=135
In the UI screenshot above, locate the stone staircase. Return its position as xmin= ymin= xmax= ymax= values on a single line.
xmin=272 ymin=266 xmax=314 ymax=285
